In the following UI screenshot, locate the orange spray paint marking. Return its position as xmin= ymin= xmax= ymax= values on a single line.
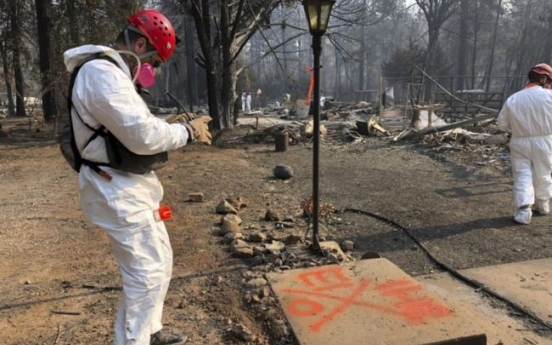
xmin=281 ymin=267 xmax=453 ymax=332
xmin=298 ymin=267 xmax=353 ymax=291
xmin=376 ymin=279 xmax=452 ymax=323
xmin=288 ymin=298 xmax=324 ymax=316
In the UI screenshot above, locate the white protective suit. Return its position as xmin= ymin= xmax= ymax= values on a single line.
xmin=246 ymin=94 xmax=252 ymax=112
xmin=64 ymin=45 xmax=191 ymax=345
xmin=497 ymin=85 xmax=552 ymax=224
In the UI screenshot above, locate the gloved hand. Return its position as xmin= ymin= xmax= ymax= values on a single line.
xmin=165 ymin=113 xmax=197 ymax=124
xmin=189 ymin=116 xmax=213 ymax=145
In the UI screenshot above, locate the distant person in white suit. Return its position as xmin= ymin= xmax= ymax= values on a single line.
xmin=497 ymin=63 xmax=552 ymax=224
xmin=245 ymin=91 xmax=252 ymax=112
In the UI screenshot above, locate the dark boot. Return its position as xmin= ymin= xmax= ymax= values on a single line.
xmin=150 ymin=330 xmax=187 ymax=345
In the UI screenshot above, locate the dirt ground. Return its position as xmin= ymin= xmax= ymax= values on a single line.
xmin=1 ymin=115 xmax=551 ymax=344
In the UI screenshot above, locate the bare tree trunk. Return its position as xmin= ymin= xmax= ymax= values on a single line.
xmin=220 ymin=0 xmax=232 ymax=129
xmin=10 ymin=0 xmax=25 ymax=117
xmin=483 ymin=0 xmax=503 ymax=92
xmin=228 ymin=64 xmax=239 ymax=125
xmin=415 ymin=0 xmax=458 ymax=100
xmin=335 ymin=49 xmax=341 ymax=100
xmin=188 ymin=0 xmax=226 ymax=129
xmin=512 ymin=0 xmax=533 ymax=81
xmin=185 ymin=0 xmax=280 ymax=129
xmin=67 ymin=0 xmax=80 ymax=47
xmin=543 ymin=6 xmax=552 ymax=62
xmin=470 ymin=7 xmax=480 ymax=89
xmin=296 ymin=9 xmax=303 ymax=91
xmin=36 ymin=0 xmax=57 ymax=123
xmin=184 ymin=14 xmax=198 ymax=110
xmin=0 ymin=43 xmax=15 ymax=116
xmin=358 ymin=21 xmax=366 ymax=92
xmin=282 ymin=21 xmax=287 ymax=81
xmin=254 ymin=33 xmax=261 ymax=81
xmin=426 ymin=23 xmax=439 ymax=74
xmin=357 ymin=1 xmax=368 ymax=92
xmin=456 ymin=0 xmax=469 ymax=91
xmin=423 ymin=22 xmax=439 ymax=100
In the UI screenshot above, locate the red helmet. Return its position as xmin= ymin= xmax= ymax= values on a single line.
xmin=127 ymin=9 xmax=176 ymax=61
xmin=529 ymin=63 xmax=552 ymax=79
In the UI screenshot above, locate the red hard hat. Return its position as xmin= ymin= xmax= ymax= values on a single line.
xmin=127 ymin=9 xmax=176 ymax=61
xmin=529 ymin=63 xmax=552 ymax=79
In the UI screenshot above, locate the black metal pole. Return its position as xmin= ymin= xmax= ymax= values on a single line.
xmin=312 ymin=33 xmax=322 ymax=253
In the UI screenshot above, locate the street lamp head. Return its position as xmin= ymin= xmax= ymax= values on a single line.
xmin=302 ymin=0 xmax=336 ymax=35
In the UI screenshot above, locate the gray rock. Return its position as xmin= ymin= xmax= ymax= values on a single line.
xmin=188 ymin=192 xmax=204 ymax=202
xmin=261 ymin=286 xmax=271 ymax=298
xmin=253 ymin=245 xmax=272 ymax=256
xmin=268 ymin=231 xmax=288 ymax=241
xmin=284 ymin=233 xmax=303 ymax=245
xmin=225 ymin=196 xmax=247 ymax=209
xmin=341 ymin=240 xmax=355 ymax=251
xmin=210 ymin=275 xmax=223 ymax=286
xmin=222 ymin=232 xmax=243 ymax=244
xmin=248 ymin=232 xmax=267 ymax=243
xmin=250 ymin=255 xmax=265 ymax=266
xmin=264 ymin=240 xmax=286 ymax=254
xmin=281 ymin=252 xmax=297 ymax=262
xmin=231 ymin=247 xmax=254 ymax=258
xmin=227 ymin=323 xmax=256 ymax=342
xmin=269 ymin=318 xmax=289 ymax=339
xmin=265 ymin=209 xmax=281 ymax=221
xmin=273 ymin=165 xmax=294 ymax=179
xmin=275 ymin=221 xmax=295 ymax=229
xmin=242 ymin=270 xmax=256 ymax=279
xmin=230 ymin=239 xmax=249 ymax=250
xmin=219 ymin=219 xmax=242 ymax=236
xmin=221 ymin=214 xmax=242 ymax=225
xmin=215 ymin=200 xmax=238 ymax=214
xmin=246 ymin=277 xmax=268 ymax=288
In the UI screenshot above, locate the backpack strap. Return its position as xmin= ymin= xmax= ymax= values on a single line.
xmin=68 ymin=53 xmax=120 ymax=179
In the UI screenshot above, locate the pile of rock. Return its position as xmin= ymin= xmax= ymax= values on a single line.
xmin=204 ymin=166 xmax=359 ymax=344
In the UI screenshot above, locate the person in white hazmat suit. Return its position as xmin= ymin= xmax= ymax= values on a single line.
xmin=246 ymin=91 xmax=252 ymax=112
xmin=241 ymin=92 xmax=247 ymax=112
xmin=497 ymin=63 xmax=552 ymax=225
xmin=63 ymin=9 xmax=211 ymax=345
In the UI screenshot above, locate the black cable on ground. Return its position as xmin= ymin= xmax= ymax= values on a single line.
xmin=339 ymin=207 xmax=552 ymax=331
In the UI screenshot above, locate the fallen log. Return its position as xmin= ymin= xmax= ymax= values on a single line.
xmin=393 ymin=113 xmax=498 ymax=141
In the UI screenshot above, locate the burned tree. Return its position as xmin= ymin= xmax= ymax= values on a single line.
xmin=415 ymin=0 xmax=458 ymax=74
xmin=180 ymin=0 xmax=282 ymax=130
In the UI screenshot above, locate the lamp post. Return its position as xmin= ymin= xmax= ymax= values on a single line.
xmin=302 ymin=0 xmax=335 ymax=253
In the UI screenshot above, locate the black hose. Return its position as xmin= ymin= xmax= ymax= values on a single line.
xmin=339 ymin=207 xmax=552 ymax=331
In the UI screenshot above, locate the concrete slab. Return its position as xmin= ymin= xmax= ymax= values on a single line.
xmin=267 ymin=258 xmax=486 ymax=345
xmin=460 ymin=258 xmax=552 ymax=324
xmin=420 ymin=273 xmax=552 ymax=345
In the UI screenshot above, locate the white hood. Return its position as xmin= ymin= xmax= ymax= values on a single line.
xmin=63 ymin=44 xmax=131 ymax=77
